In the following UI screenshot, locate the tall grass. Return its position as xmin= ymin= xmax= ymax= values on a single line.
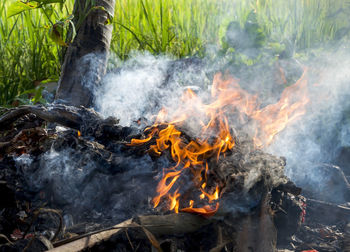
xmin=1 ymin=0 xmax=349 ymax=105
xmin=113 ymin=0 xmax=350 ymax=57
xmin=254 ymin=0 xmax=350 ymax=50
xmin=112 ymin=0 xmax=236 ymax=59
xmin=0 ymin=1 xmax=72 ymax=106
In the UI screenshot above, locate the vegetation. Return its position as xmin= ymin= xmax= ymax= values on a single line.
xmin=1 ymin=0 xmax=349 ymax=106
xmin=0 ymin=0 xmax=72 ymax=106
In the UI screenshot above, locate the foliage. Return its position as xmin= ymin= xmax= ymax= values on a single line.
xmin=114 ymin=0 xmax=350 ymax=58
xmin=0 ymin=0 xmax=74 ymax=106
xmin=1 ymin=0 xmax=350 ymax=106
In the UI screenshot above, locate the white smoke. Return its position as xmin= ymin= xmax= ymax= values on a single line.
xmin=269 ymin=46 xmax=350 ymax=165
xmin=94 ymin=52 xmax=209 ymax=127
xmin=94 ymin=44 xmax=350 ymax=203
xmin=94 ymin=53 xmax=171 ymax=126
xmin=267 ymin=46 xmax=350 ymax=202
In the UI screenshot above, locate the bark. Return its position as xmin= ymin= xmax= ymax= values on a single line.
xmin=55 ymin=0 xmax=116 ymax=107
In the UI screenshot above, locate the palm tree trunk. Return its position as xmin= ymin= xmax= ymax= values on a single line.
xmin=55 ymin=0 xmax=115 ymax=107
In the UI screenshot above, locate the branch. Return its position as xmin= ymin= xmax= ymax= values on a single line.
xmin=0 ymin=105 xmax=83 ymax=130
xmin=0 ymin=104 xmax=121 ymax=140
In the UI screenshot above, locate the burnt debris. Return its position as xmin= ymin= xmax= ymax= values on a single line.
xmin=0 ymin=105 xmax=349 ymax=252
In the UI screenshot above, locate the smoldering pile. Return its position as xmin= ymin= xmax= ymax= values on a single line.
xmin=0 ymin=103 xmax=297 ymax=252
xmin=1 ymin=52 xmax=350 ymax=251
xmin=0 ymin=105 xmax=340 ymax=251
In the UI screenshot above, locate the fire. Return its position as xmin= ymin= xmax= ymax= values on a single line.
xmin=251 ymin=70 xmax=309 ymax=147
xmin=129 ymin=69 xmax=309 ymax=216
xmin=200 ymin=185 xmax=219 ymax=203
xmin=181 ymin=202 xmax=220 ymax=218
xmin=169 ymin=189 xmax=180 ymax=213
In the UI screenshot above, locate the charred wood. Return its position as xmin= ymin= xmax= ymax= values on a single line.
xmin=0 ymin=105 xmax=134 ymax=144
xmin=1 ymin=103 xmax=347 ymax=252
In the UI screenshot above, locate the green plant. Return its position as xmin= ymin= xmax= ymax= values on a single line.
xmin=1 ymin=0 xmax=350 ymax=106
xmin=0 ymin=0 xmax=73 ymax=106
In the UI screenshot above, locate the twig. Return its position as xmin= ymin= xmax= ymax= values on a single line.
xmin=52 ymin=223 xmax=172 ymax=247
xmin=0 ymin=234 xmax=13 ymax=245
xmin=124 ymin=229 xmax=135 ymax=251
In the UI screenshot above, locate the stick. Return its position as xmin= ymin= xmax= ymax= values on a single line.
xmin=49 ymin=213 xmax=211 ymax=252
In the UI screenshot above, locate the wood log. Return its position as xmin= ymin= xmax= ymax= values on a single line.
xmin=136 ymin=213 xmax=211 ymax=236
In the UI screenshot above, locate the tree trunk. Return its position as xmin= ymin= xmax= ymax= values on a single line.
xmin=55 ymin=0 xmax=116 ymax=107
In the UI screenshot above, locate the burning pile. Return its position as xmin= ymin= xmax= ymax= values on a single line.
xmin=129 ymin=70 xmax=309 ymax=216
xmin=5 ymin=64 xmax=341 ymax=252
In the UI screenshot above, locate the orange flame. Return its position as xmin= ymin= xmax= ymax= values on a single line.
xmin=129 ymin=69 xmax=309 ymax=216
xmin=169 ymin=189 xmax=180 ymax=213
xmin=200 ymin=185 xmax=219 ymax=203
xmin=251 ymin=70 xmax=309 ymax=147
xmin=181 ymin=202 xmax=220 ymax=218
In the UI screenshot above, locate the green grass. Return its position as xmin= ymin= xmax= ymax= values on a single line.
xmin=113 ymin=0 xmax=350 ymax=58
xmin=1 ymin=0 xmax=350 ymax=106
xmin=0 ymin=1 xmax=71 ymax=106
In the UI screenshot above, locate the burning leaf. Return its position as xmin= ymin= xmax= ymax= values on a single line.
xmin=181 ymin=203 xmax=220 ymax=218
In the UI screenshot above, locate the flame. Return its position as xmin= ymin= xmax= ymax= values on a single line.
xmin=169 ymin=189 xmax=180 ymax=213
xmin=129 ymin=69 xmax=309 ymax=216
xmin=200 ymin=185 xmax=219 ymax=203
xmin=251 ymin=70 xmax=309 ymax=147
xmin=181 ymin=202 xmax=220 ymax=218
